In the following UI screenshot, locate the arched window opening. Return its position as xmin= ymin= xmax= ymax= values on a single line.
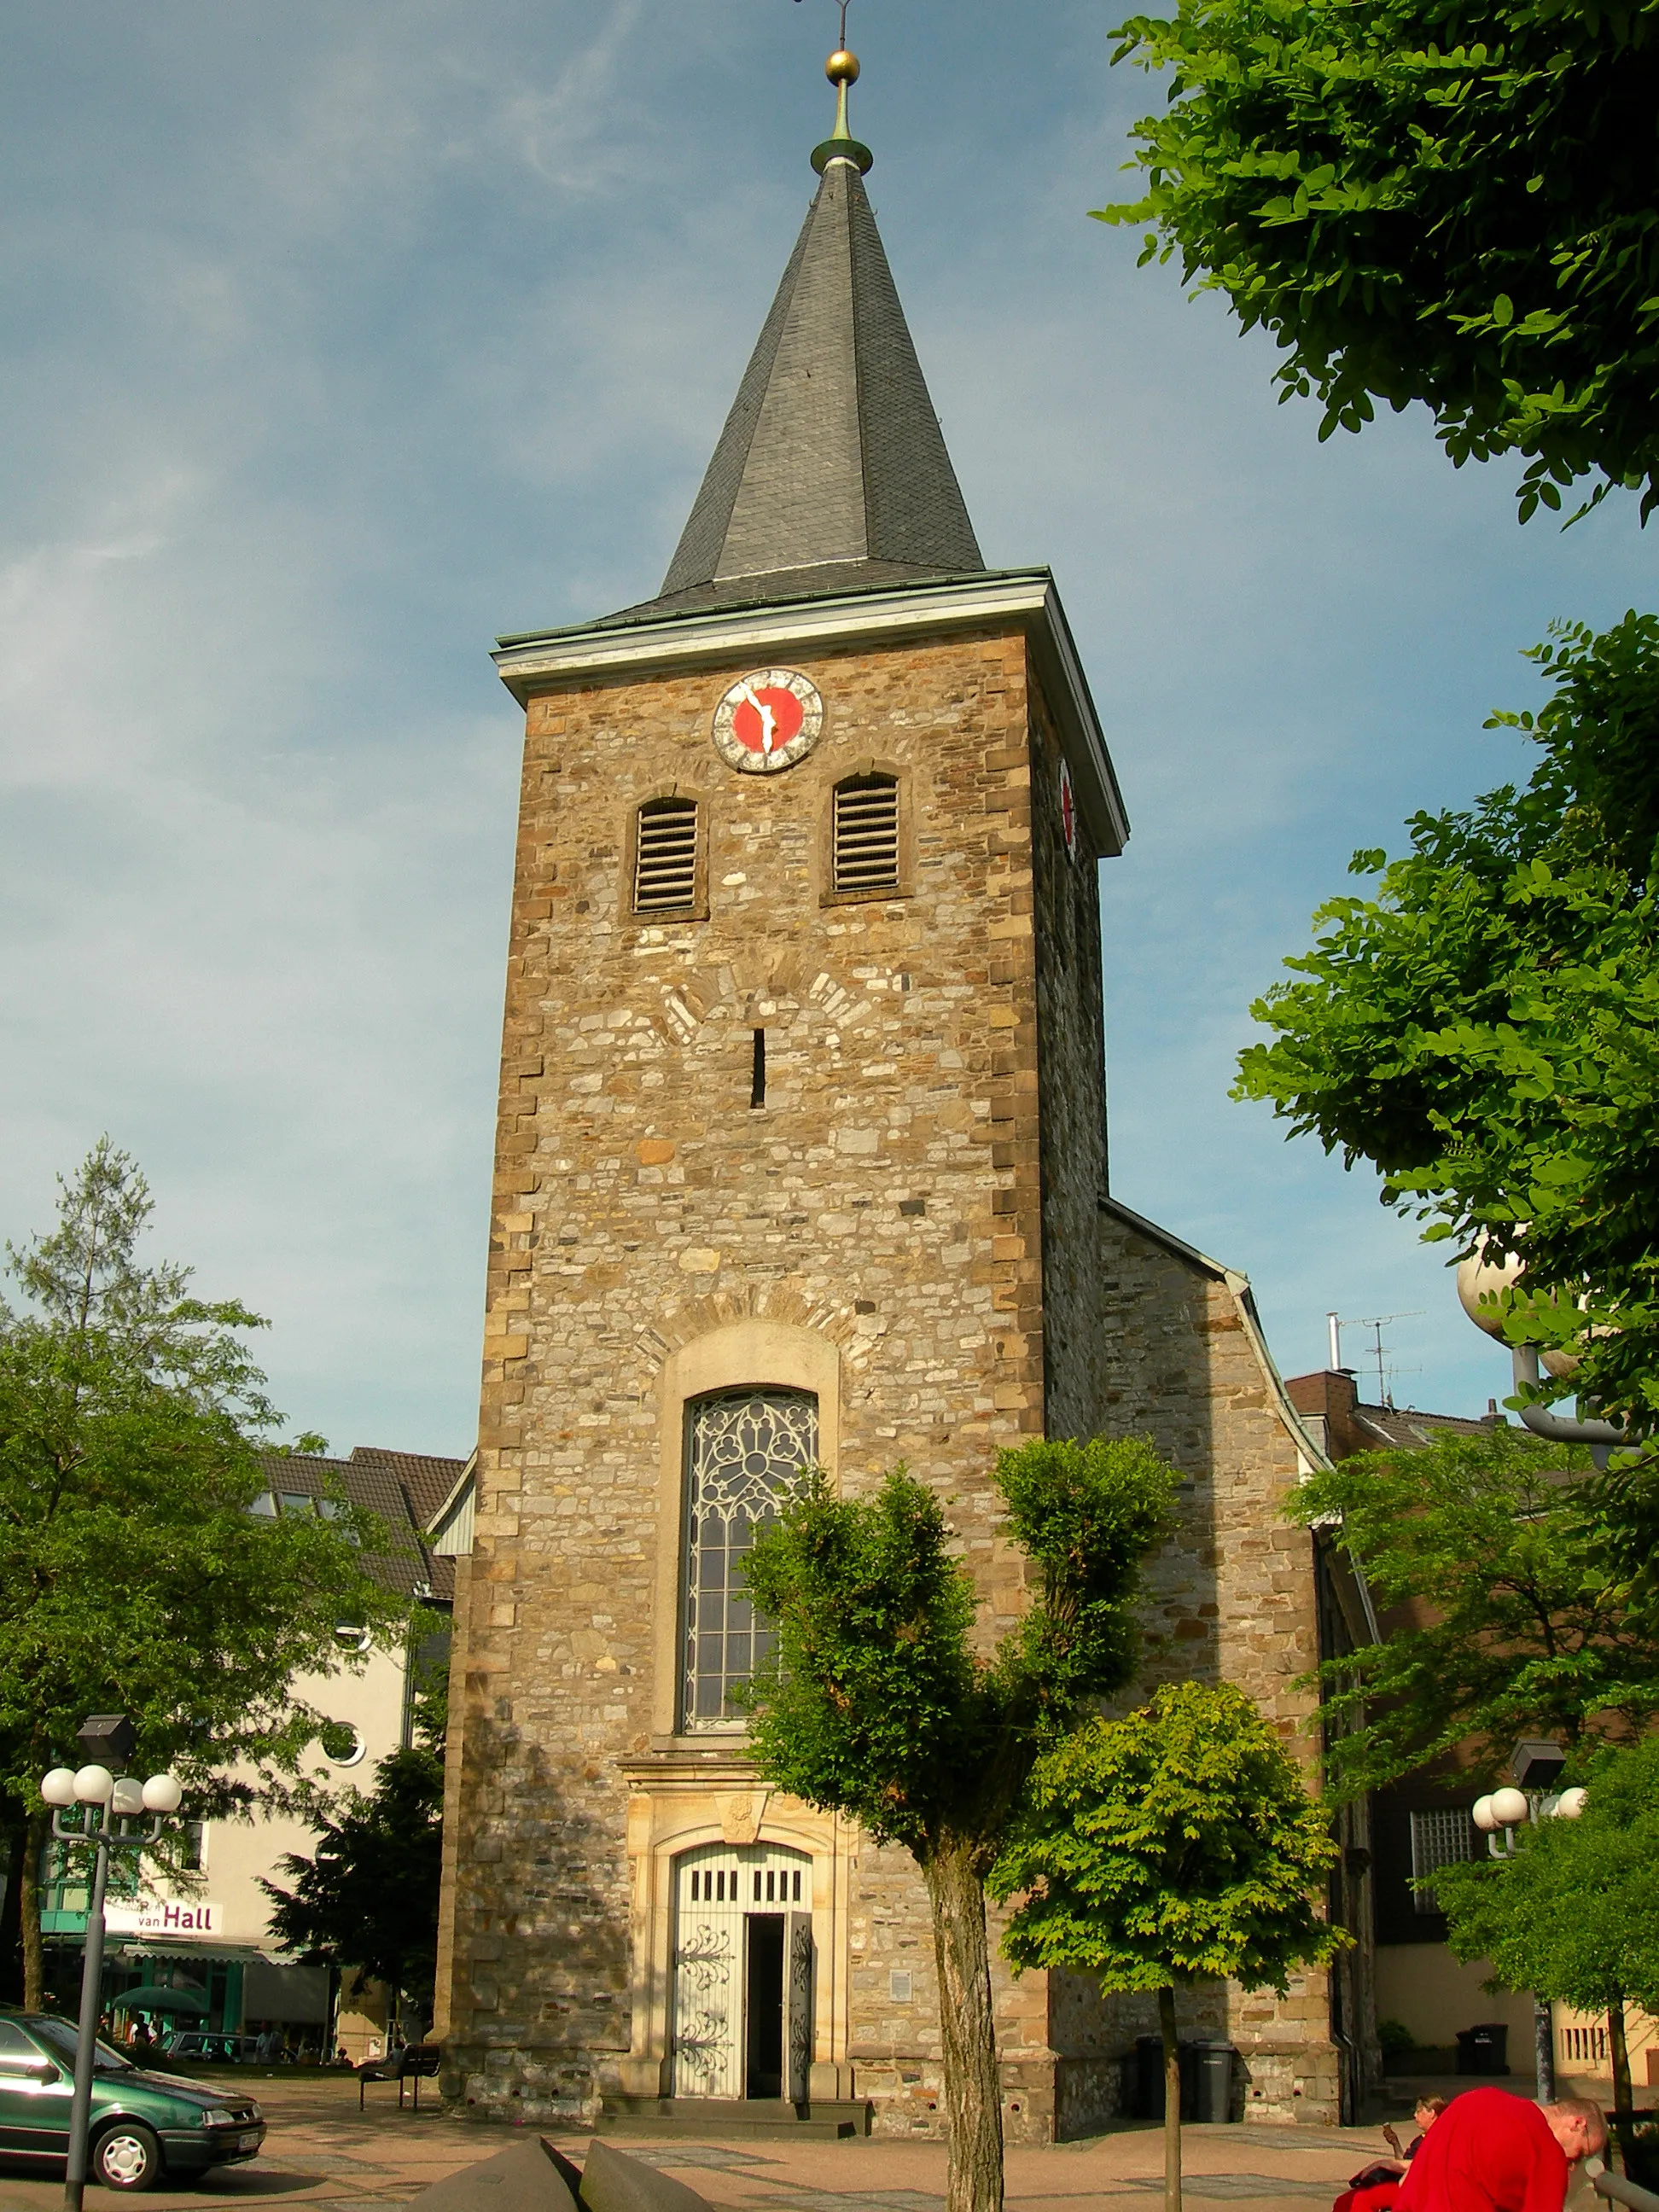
xmin=680 ymin=1389 xmax=818 ymax=1731
xmin=633 ymin=796 xmax=701 ymax=913
xmin=831 ymin=774 xmax=899 ymax=894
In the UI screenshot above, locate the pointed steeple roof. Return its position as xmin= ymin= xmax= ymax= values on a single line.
xmin=607 ymin=62 xmax=985 ymax=627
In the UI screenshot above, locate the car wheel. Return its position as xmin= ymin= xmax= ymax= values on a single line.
xmin=91 ymin=2122 xmax=163 ymax=2192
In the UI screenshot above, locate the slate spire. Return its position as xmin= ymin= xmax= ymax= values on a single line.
xmin=652 ymin=44 xmax=985 ymax=613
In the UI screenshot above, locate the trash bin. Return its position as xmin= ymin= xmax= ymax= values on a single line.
xmin=1132 ymin=2037 xmax=1205 ymax=2120
xmin=1456 ymin=2023 xmax=1510 ymax=2075
xmin=1179 ymin=2040 xmax=1200 ymax=2122
xmin=1191 ymin=2040 xmax=1237 ymax=2123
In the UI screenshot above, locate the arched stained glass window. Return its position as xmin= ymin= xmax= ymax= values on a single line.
xmin=681 ymin=1389 xmax=817 ymax=1732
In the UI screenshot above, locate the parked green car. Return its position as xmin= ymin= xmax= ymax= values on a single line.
xmin=0 ymin=2011 xmax=265 ymax=2191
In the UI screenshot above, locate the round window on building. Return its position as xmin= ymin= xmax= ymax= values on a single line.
xmin=318 ymin=1722 xmax=365 ymax=1767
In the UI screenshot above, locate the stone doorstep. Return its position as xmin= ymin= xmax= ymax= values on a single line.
xmin=596 ymin=2098 xmax=873 ymax=2142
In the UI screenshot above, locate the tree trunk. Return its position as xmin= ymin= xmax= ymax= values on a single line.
xmin=0 ymin=1811 xmax=26 ymax=2004
xmin=1159 ymin=1984 xmax=1182 ymax=2212
xmin=923 ymin=1831 xmax=1004 ymax=2212
xmin=20 ymin=1807 xmax=47 ymax=2011
xmin=1609 ymin=2000 xmax=1636 ymax=2174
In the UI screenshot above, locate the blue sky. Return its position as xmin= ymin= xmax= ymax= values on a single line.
xmin=1 ymin=0 xmax=1651 ymax=1452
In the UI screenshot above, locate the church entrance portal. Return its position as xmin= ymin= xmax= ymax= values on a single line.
xmin=672 ymin=1843 xmax=812 ymax=2101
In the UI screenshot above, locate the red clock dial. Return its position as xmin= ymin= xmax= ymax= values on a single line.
xmin=731 ymin=684 xmax=806 ymax=757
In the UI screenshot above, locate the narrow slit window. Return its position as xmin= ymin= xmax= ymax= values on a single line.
xmin=750 ymin=1027 xmax=766 ymax=1109
xmin=633 ymin=796 xmax=700 ymax=913
xmin=832 ymin=774 xmax=899 ymax=894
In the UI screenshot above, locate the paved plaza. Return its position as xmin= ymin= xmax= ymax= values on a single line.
xmin=0 ymin=2071 xmax=1430 ymax=2212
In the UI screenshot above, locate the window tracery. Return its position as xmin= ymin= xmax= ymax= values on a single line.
xmin=681 ymin=1389 xmax=817 ymax=1730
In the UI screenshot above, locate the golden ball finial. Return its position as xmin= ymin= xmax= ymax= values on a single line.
xmin=826 ymin=48 xmax=860 ymax=85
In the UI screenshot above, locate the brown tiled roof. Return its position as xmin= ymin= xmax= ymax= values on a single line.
xmin=1348 ymin=1404 xmax=1497 ymax=1450
xmin=1285 ymin=1370 xmax=1509 ymax=1464
xmin=254 ymin=1444 xmax=467 ymax=1607
xmin=350 ymin=1447 xmax=467 ymax=1534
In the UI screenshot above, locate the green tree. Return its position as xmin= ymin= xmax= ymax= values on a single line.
xmin=261 ymin=1745 xmax=446 ymax=2040
xmin=1434 ymin=1738 xmax=1659 ymax=2172
xmin=1284 ymin=1427 xmax=1657 ymax=1793
xmin=1097 ymin=0 xmax=1659 ymax=523
xmin=0 ymin=1141 xmax=403 ymax=2005
xmin=991 ymin=1682 xmax=1346 ymax=2212
xmin=1234 ymin=614 xmax=1659 ymax=1455
xmin=742 ymin=1439 xmax=1175 ymax=2212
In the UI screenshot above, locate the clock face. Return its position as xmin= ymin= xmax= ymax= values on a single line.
xmin=712 ymin=669 xmax=824 ymax=773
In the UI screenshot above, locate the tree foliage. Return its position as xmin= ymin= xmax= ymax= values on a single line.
xmin=261 ymin=1746 xmax=446 ymax=2033
xmin=1097 ymin=0 xmax=1659 ymax=522
xmin=1286 ymin=1427 xmax=1657 ymax=1793
xmin=991 ymin=1682 xmax=1344 ymax=2212
xmin=1235 ymin=614 xmax=1659 ymax=1437
xmin=743 ymin=1440 xmax=1173 ymax=1854
xmin=992 ymin=1679 xmax=1343 ymax=1993
xmin=742 ymin=1438 xmax=1174 ymax=2212
xmin=0 ymin=1141 xmax=402 ymax=2003
xmin=1434 ymin=1738 xmax=1659 ymax=2162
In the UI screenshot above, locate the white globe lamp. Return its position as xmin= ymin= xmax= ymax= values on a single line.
xmin=1555 ymin=1787 xmax=1588 ymax=1819
xmin=40 ymin=1767 xmax=78 ymax=1808
xmin=1472 ymin=1795 xmax=1499 ymax=1831
xmin=1457 ymin=1243 xmax=1524 ymax=1337
xmin=1490 ymin=1786 xmax=1530 ymax=1828
xmin=73 ymin=1764 xmax=114 ymax=1806
xmin=110 ymin=1778 xmax=145 ymax=1816
xmin=141 ymin=1773 xmax=183 ymax=1814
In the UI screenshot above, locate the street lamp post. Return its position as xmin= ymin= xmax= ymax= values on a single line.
xmin=1455 ymin=1248 xmax=1627 ymax=1462
xmin=38 ymin=1715 xmax=183 ymax=2212
xmin=1473 ymin=1746 xmax=1586 ymax=2105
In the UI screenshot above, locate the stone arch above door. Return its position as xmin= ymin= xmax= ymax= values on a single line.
xmin=613 ymin=1778 xmax=853 ymax=2107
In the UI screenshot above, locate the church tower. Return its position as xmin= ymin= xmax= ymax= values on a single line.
xmin=435 ymin=44 xmax=1368 ymax=2139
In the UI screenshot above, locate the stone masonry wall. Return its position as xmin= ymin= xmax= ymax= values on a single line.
xmin=441 ymin=624 xmax=1067 ymax=2127
xmin=1093 ymin=1211 xmax=1345 ymax=2125
xmin=436 ymin=616 xmax=1347 ymax=2137
xmin=1029 ymin=674 xmax=1110 ymax=1448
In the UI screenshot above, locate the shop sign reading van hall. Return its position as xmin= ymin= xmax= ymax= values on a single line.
xmin=106 ymin=1899 xmax=221 ymax=1937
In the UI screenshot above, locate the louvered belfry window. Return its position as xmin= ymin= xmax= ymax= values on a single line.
xmin=633 ymin=796 xmax=700 ymax=913
xmin=832 ymin=773 xmax=900 ymax=894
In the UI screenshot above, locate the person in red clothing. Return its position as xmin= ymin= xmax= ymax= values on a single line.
xmin=1396 ymin=2088 xmax=1604 ymax=2212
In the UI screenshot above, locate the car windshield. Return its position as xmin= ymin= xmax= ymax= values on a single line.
xmin=30 ymin=2018 xmax=131 ymax=2073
